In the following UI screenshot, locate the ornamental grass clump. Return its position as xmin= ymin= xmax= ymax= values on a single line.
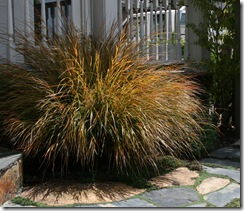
xmin=0 ymin=25 xmax=206 ymax=176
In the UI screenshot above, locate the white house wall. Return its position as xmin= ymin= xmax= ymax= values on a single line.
xmin=80 ymin=0 xmax=91 ymax=34
xmin=0 ymin=0 xmax=34 ymax=63
xmin=92 ymin=0 xmax=118 ymax=38
xmin=0 ymin=0 xmax=8 ymax=61
xmin=71 ymin=0 xmax=82 ymax=31
xmin=186 ymin=2 xmax=209 ymax=61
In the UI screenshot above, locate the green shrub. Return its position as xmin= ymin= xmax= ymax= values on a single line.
xmin=0 ymin=25 xmax=207 ymax=176
xmin=188 ymin=113 xmax=220 ymax=159
xmin=188 ymin=0 xmax=240 ymax=133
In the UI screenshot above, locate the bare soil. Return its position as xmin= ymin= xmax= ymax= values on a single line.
xmin=20 ymin=180 xmax=145 ymax=206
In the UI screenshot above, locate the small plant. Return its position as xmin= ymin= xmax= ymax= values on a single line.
xmin=12 ymin=196 xmax=47 ymax=207
xmin=0 ymin=23 xmax=209 ymax=177
xmin=189 ymin=113 xmax=220 ymax=159
xmin=224 ymin=198 xmax=240 ymax=207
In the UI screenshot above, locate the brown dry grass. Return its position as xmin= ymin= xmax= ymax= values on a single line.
xmin=0 ymin=23 xmax=208 ymax=177
xmin=20 ymin=180 xmax=145 ymax=206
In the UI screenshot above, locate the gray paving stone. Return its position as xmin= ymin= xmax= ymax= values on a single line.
xmin=186 ymin=203 xmax=207 ymax=207
xmin=2 ymin=201 xmax=34 ymax=207
xmin=98 ymin=203 xmax=117 ymax=207
xmin=0 ymin=148 xmax=22 ymax=175
xmin=204 ymin=183 xmax=240 ymax=207
xmin=111 ymin=198 xmax=156 ymax=207
xmin=75 ymin=204 xmax=101 ymax=207
xmin=203 ymin=166 xmax=240 ymax=183
xmin=2 ymin=201 xmax=22 ymax=207
xmin=210 ymin=147 xmax=240 ymax=159
xmin=201 ymin=158 xmax=240 ymax=168
xmin=141 ymin=187 xmax=200 ymax=207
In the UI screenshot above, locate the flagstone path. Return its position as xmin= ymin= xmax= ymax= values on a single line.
xmin=2 ymin=140 xmax=240 ymax=208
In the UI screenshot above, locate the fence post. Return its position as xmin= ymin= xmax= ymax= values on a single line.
xmin=41 ymin=0 xmax=47 ymax=43
xmin=149 ymin=0 xmax=156 ymax=60
xmin=158 ymin=0 xmax=165 ymax=60
xmin=167 ymin=0 xmax=173 ymax=61
xmin=92 ymin=0 xmax=118 ymax=38
xmin=25 ymin=0 xmax=31 ymax=38
xmin=134 ymin=0 xmax=140 ymax=45
xmin=186 ymin=0 xmax=209 ymax=61
xmin=117 ymin=0 xmax=123 ymax=31
xmin=184 ymin=0 xmax=188 ymax=60
xmin=71 ymin=0 xmax=82 ymax=31
xmin=80 ymin=0 xmax=91 ymax=34
xmin=56 ymin=0 xmax=62 ymax=36
xmin=174 ymin=0 xmax=182 ymax=60
xmin=7 ymin=0 xmax=15 ymax=63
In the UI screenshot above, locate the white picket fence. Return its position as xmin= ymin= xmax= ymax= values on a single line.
xmin=2 ymin=0 xmax=188 ymax=63
xmin=117 ymin=0 xmax=187 ymax=61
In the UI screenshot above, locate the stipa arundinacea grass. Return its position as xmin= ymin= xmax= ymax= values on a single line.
xmin=0 ymin=23 xmax=208 ymax=177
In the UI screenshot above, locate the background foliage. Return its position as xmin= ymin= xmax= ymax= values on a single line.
xmin=188 ymin=0 xmax=240 ymax=133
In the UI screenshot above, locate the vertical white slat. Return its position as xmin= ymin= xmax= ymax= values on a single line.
xmin=175 ymin=0 xmax=182 ymax=60
xmin=134 ymin=0 xmax=140 ymax=9
xmin=82 ymin=0 xmax=91 ymax=35
xmin=41 ymin=0 xmax=47 ymax=43
xmin=7 ymin=0 xmax=15 ymax=62
xmin=71 ymin=0 xmax=82 ymax=31
xmin=139 ymin=0 xmax=145 ymax=54
xmin=71 ymin=0 xmax=75 ymax=25
xmin=118 ymin=0 xmax=123 ymax=31
xmin=168 ymin=1 xmax=172 ymax=39
xmin=153 ymin=0 xmax=158 ymax=8
xmin=144 ymin=0 xmax=149 ymax=8
xmin=172 ymin=0 xmax=176 ymax=60
xmin=149 ymin=1 xmax=153 ymax=41
xmin=139 ymin=0 xmax=144 ymax=39
xmin=24 ymin=0 xmax=32 ymax=63
xmin=7 ymin=0 xmax=13 ymax=40
xmin=167 ymin=0 xmax=173 ymax=60
xmin=56 ymin=0 xmax=62 ymax=36
xmin=124 ymin=0 xmax=131 ymax=38
xmin=158 ymin=0 xmax=165 ymax=60
xmin=144 ymin=0 xmax=150 ymax=59
xmin=144 ymin=0 xmax=149 ymax=38
xmin=135 ymin=12 xmax=139 ymax=44
xmin=134 ymin=0 xmax=140 ymax=44
xmin=154 ymin=0 xmax=158 ymax=60
xmin=25 ymin=0 xmax=31 ymax=38
xmin=164 ymin=0 xmax=169 ymax=60
xmin=149 ymin=0 xmax=155 ymax=59
xmin=129 ymin=0 xmax=134 ymax=40
xmin=184 ymin=0 xmax=188 ymax=60
xmin=46 ymin=7 xmax=50 ymax=37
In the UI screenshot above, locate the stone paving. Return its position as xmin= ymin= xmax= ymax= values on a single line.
xmin=2 ymin=141 xmax=240 ymax=208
